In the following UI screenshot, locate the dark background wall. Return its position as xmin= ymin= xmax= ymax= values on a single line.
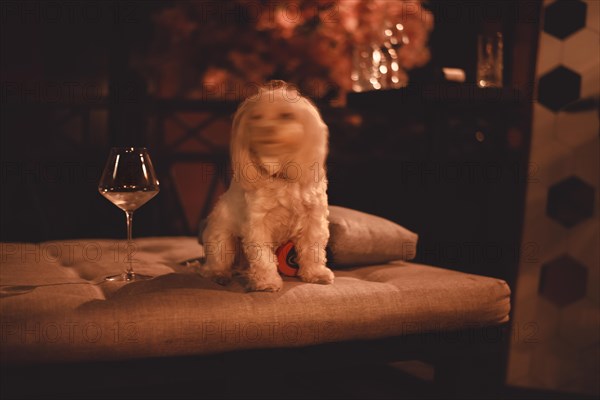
xmin=0 ymin=0 xmax=532 ymax=243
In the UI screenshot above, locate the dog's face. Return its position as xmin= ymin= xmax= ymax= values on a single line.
xmin=231 ymin=82 xmax=328 ymax=185
xmin=245 ymin=94 xmax=305 ymax=159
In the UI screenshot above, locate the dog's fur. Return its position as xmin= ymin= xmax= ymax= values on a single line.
xmin=200 ymin=82 xmax=333 ymax=292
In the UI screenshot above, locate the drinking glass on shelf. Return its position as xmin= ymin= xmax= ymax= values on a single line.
xmin=98 ymin=147 xmax=159 ymax=282
xmin=477 ymin=32 xmax=503 ymax=88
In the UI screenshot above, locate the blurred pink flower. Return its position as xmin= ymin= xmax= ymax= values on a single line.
xmin=136 ymin=0 xmax=433 ymax=100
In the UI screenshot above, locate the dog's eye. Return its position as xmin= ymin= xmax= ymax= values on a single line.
xmin=249 ymin=114 xmax=263 ymax=120
xmin=279 ymin=112 xmax=295 ymax=120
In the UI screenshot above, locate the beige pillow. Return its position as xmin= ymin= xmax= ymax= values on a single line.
xmin=327 ymin=205 xmax=418 ymax=267
xmin=198 ymin=206 xmax=418 ymax=267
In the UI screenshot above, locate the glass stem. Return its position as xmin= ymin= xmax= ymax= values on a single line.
xmin=125 ymin=211 xmax=134 ymax=277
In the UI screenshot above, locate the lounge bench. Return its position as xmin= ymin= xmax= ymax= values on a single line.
xmin=0 ymin=237 xmax=510 ymax=397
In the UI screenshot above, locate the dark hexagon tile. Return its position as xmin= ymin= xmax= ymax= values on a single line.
xmin=547 ymin=176 xmax=595 ymax=228
xmin=539 ymin=255 xmax=588 ymax=307
xmin=544 ymin=0 xmax=587 ymax=40
xmin=538 ymin=66 xmax=581 ymax=112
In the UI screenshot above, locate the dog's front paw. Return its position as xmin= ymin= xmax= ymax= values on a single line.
xmin=212 ymin=273 xmax=232 ymax=286
xmin=199 ymin=264 xmax=232 ymax=286
xmin=299 ymin=265 xmax=334 ymax=285
xmin=245 ymin=273 xmax=283 ymax=292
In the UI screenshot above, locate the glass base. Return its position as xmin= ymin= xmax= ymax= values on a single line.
xmin=105 ymin=272 xmax=153 ymax=282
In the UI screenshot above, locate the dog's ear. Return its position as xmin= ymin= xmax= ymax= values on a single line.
xmin=298 ymin=96 xmax=329 ymax=173
xmin=230 ymin=98 xmax=257 ymax=189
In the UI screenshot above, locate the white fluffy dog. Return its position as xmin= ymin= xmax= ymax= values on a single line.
xmin=200 ymin=81 xmax=334 ymax=292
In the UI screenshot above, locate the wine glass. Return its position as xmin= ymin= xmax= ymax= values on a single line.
xmin=98 ymin=147 xmax=160 ymax=282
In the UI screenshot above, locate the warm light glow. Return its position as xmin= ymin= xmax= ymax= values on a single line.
xmin=112 ymin=154 xmax=120 ymax=180
xmin=391 ymin=62 xmax=399 ymax=71
xmin=372 ymin=49 xmax=381 ymax=63
xmin=140 ymin=156 xmax=149 ymax=180
xmin=379 ymin=65 xmax=388 ymax=74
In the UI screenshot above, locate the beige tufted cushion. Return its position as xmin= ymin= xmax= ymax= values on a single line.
xmin=327 ymin=205 xmax=418 ymax=266
xmin=0 ymin=237 xmax=510 ymax=365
